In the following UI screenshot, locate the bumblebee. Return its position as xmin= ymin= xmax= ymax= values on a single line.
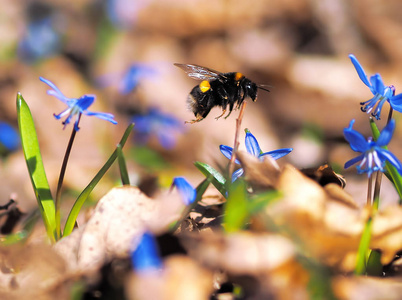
xmin=175 ymin=63 xmax=270 ymax=123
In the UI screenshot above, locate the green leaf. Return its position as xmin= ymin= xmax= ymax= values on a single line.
xmin=16 ymin=93 xmax=56 ymax=242
xmin=194 ymin=161 xmax=226 ymax=197
xmin=117 ymin=144 xmax=130 ymax=185
xmin=63 ymin=123 xmax=134 ymax=237
xmin=224 ymin=179 xmax=248 ymax=233
xmin=366 ymin=249 xmax=383 ymax=276
xmin=355 ymin=216 xmax=373 ymax=275
xmin=370 ymin=119 xmax=402 ymax=202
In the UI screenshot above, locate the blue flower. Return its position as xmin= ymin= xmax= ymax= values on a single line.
xmin=220 ymin=129 xmax=293 ymax=182
xmin=172 ymin=177 xmax=196 ymax=205
xmin=131 ymin=108 xmax=185 ymax=149
xmin=18 ymin=17 xmax=61 ymax=63
xmin=0 ymin=122 xmax=20 ymax=152
xmin=119 ymin=64 xmax=157 ymax=95
xmin=349 ymin=54 xmax=402 ymax=120
xmin=40 ymin=77 xmax=117 ymax=131
xmin=131 ymin=231 xmax=163 ymax=272
xmin=98 ymin=64 xmax=157 ymax=95
xmin=344 ymin=119 xmax=402 ymax=177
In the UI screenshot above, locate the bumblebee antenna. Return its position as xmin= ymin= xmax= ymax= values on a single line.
xmin=257 ymin=84 xmax=271 ymax=92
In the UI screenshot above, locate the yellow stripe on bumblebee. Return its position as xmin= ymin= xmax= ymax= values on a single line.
xmin=199 ymin=80 xmax=211 ymax=93
xmin=234 ymin=72 xmax=244 ymax=81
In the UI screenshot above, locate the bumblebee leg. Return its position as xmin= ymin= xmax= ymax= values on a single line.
xmin=215 ymin=108 xmax=227 ymax=120
xmin=224 ymin=109 xmax=233 ymax=119
xmin=225 ymin=101 xmax=235 ymax=119
xmin=185 ymin=115 xmax=204 ymax=124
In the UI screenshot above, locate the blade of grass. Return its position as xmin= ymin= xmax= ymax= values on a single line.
xmin=16 ymin=93 xmax=56 ymax=242
xmin=117 ymin=144 xmax=130 ymax=185
xmin=355 ymin=216 xmax=373 ymax=275
xmin=224 ymin=179 xmax=248 ymax=233
xmin=194 ymin=161 xmax=227 ymax=197
xmin=370 ymin=119 xmax=402 ymax=202
xmin=63 ymin=123 xmax=134 ymax=237
xmin=366 ymin=249 xmax=382 ymax=276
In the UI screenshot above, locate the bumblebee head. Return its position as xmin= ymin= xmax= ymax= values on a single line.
xmin=245 ymin=80 xmax=258 ymax=101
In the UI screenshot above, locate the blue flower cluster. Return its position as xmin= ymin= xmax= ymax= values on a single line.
xmin=345 ymin=55 xmax=402 ymax=178
xmin=220 ymin=129 xmax=292 ymax=182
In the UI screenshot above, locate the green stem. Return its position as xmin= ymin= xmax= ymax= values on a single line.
xmin=367 ymin=174 xmax=373 ymax=206
xmin=372 ymin=171 xmax=382 ymax=211
xmin=55 ymin=116 xmax=81 ymax=239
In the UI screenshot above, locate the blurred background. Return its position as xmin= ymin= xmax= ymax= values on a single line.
xmin=0 ymin=0 xmax=402 ymax=213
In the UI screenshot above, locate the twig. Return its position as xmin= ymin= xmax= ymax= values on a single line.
xmin=228 ymin=101 xmax=247 ymax=180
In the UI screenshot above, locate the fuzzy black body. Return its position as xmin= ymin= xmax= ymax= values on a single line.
xmin=175 ymin=64 xmax=269 ymax=123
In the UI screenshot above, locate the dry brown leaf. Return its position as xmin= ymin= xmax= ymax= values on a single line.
xmin=264 ymin=164 xmax=402 ymax=271
xmin=371 ymin=206 xmax=402 ymax=264
xmin=333 ymin=276 xmax=402 ymax=300
xmin=0 ymin=244 xmax=70 ymax=300
xmin=265 ymin=165 xmax=363 ymax=271
xmin=55 ymin=186 xmax=186 ymax=278
xmin=237 ymin=150 xmax=280 ymax=190
xmin=181 ymin=231 xmax=295 ymax=275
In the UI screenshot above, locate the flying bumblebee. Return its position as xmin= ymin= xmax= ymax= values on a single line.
xmin=175 ymin=63 xmax=270 ymax=124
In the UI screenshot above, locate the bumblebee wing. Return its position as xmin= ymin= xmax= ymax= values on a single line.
xmin=256 ymin=84 xmax=272 ymax=92
xmin=174 ymin=63 xmax=225 ymax=81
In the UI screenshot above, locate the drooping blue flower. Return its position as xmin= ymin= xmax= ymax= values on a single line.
xmin=98 ymin=64 xmax=157 ymax=95
xmin=220 ymin=129 xmax=293 ymax=182
xmin=40 ymin=77 xmax=117 ymax=131
xmin=172 ymin=177 xmax=196 ymax=205
xmin=18 ymin=17 xmax=61 ymax=63
xmin=344 ymin=119 xmax=402 ymax=177
xmin=131 ymin=108 xmax=185 ymax=149
xmin=349 ymin=54 xmax=402 ymax=120
xmin=131 ymin=231 xmax=163 ymax=272
xmin=0 ymin=122 xmax=20 ymax=152
xmin=119 ymin=64 xmax=157 ymax=95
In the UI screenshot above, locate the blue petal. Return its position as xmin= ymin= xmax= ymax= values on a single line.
xmin=77 ymin=95 xmax=95 ymax=111
xmin=220 ymin=145 xmax=240 ymax=164
xmin=390 ymin=93 xmax=402 ymax=112
xmin=172 ymin=177 xmax=196 ymax=205
xmin=232 ymin=168 xmax=244 ymax=182
xmin=245 ymin=131 xmax=261 ymax=156
xmin=0 ymin=122 xmax=20 ymax=151
xmin=260 ymin=148 xmax=292 ymax=160
xmin=131 ymin=232 xmax=163 ymax=272
xmin=370 ymin=74 xmax=385 ymax=95
xmin=349 ymin=54 xmax=372 ymax=89
xmin=120 ymin=65 xmax=157 ymax=95
xmin=344 ymin=120 xmax=370 ymax=152
xmin=344 ymin=153 xmax=365 ymax=169
xmin=39 ymin=77 xmax=73 ymax=104
xmin=84 ymin=111 xmax=118 ymax=124
xmin=376 ymin=119 xmax=395 ymax=146
xmin=377 ymin=149 xmax=402 ymax=173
